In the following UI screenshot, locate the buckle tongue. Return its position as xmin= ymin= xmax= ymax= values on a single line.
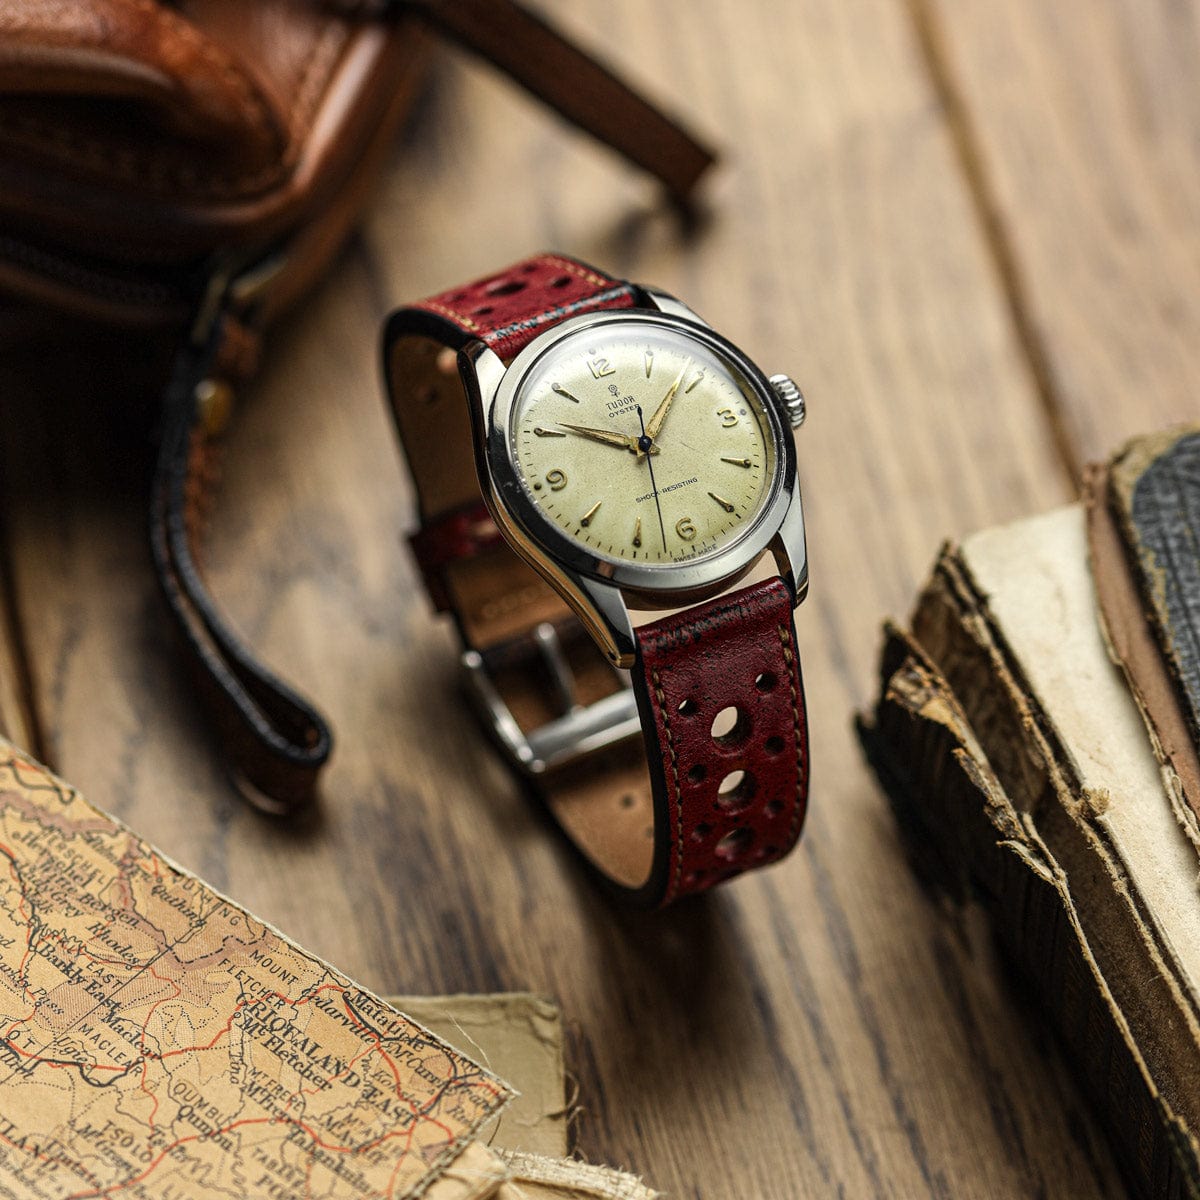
xmin=461 ymin=623 xmax=640 ymax=776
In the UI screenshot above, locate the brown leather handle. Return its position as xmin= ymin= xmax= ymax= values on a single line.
xmin=149 ymin=303 xmax=332 ymax=815
xmin=396 ymin=0 xmax=717 ymax=203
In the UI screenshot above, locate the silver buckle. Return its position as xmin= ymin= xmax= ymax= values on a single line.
xmin=461 ymin=623 xmax=640 ymax=776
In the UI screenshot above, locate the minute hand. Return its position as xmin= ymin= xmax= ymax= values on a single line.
xmin=645 ymin=360 xmax=691 ymax=441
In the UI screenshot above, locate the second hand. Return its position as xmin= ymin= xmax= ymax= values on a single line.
xmin=636 ymin=405 xmax=668 ymax=552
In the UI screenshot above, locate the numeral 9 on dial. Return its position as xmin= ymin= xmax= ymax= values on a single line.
xmin=546 ymin=469 xmax=568 ymax=491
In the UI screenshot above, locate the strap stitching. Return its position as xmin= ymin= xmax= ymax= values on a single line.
xmin=485 ymin=285 xmax=633 ymax=348
xmin=540 ymin=254 xmax=611 ymax=289
xmin=778 ymin=622 xmax=806 ymax=846
xmin=651 ymin=667 xmax=684 ymax=903
xmin=422 ymin=299 xmax=482 ymax=333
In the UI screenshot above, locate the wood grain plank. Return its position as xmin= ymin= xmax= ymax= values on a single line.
xmin=0 ymin=2 xmax=1125 ymax=1195
xmin=914 ymin=0 xmax=1200 ymax=473
xmin=0 ymin=312 xmax=75 ymax=757
xmin=0 ymin=553 xmax=34 ymax=751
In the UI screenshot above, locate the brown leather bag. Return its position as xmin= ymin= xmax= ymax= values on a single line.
xmin=0 ymin=0 xmax=715 ymax=814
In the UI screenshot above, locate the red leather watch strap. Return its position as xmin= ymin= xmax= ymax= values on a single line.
xmin=632 ymin=577 xmax=808 ymax=904
xmin=411 ymin=252 xmax=639 ymax=361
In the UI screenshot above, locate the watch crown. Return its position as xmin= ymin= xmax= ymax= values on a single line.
xmin=769 ymin=374 xmax=806 ymax=429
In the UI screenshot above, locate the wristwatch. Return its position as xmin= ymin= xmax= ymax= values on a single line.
xmin=383 ymin=253 xmax=809 ymax=906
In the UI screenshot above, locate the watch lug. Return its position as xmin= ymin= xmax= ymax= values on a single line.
xmin=571 ymin=572 xmax=637 ymax=667
xmin=771 ymin=478 xmax=809 ymax=606
xmin=476 ymin=472 xmax=638 ymax=667
xmin=460 ymin=341 xmax=507 ymax=414
xmin=641 ymin=286 xmax=710 ymax=327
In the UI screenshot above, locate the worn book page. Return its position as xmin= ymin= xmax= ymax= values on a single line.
xmin=398 ymin=997 xmax=659 ymax=1200
xmin=424 ymin=1142 xmax=511 ymax=1200
xmin=392 ymin=994 xmax=567 ymax=1157
xmin=0 ymin=741 xmax=511 ymax=1199
xmin=425 ymin=1145 xmax=659 ymax=1200
xmin=495 ymin=1151 xmax=657 ymax=1200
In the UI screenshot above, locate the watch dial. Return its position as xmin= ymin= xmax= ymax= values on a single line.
xmin=509 ymin=319 xmax=780 ymax=569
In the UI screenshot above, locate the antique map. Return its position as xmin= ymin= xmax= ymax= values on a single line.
xmin=0 ymin=745 xmax=510 ymax=1199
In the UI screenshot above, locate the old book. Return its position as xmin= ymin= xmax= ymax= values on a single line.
xmin=860 ymin=504 xmax=1200 ymax=1200
xmin=1086 ymin=427 xmax=1200 ymax=844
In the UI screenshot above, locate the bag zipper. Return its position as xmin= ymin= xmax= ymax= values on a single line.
xmin=0 ymin=229 xmax=198 ymax=322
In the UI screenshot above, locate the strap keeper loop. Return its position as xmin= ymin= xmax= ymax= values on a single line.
xmin=408 ymin=501 xmax=506 ymax=611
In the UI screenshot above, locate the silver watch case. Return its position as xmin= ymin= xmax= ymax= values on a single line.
xmin=461 ymin=290 xmax=808 ymax=668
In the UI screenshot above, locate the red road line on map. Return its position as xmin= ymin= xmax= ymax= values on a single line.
xmin=138 ymin=963 xmax=182 ymax=1130
xmin=64 ymin=1101 xmax=473 ymax=1200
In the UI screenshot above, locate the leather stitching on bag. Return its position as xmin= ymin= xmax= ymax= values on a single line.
xmin=123 ymin=0 xmax=282 ymax=150
xmin=0 ymin=12 xmax=346 ymax=196
xmin=288 ymin=23 xmax=348 ymax=144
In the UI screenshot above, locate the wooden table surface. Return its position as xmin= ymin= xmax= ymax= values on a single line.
xmin=3 ymin=2 xmax=1198 ymax=1195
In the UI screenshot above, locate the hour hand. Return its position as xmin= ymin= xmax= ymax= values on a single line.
xmin=558 ymin=422 xmax=654 ymax=454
